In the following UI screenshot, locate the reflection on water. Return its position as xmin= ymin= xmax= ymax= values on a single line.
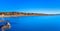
xmin=0 ymin=16 xmax=60 ymax=31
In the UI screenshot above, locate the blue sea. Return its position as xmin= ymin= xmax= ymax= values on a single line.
xmin=1 ymin=16 xmax=60 ymax=31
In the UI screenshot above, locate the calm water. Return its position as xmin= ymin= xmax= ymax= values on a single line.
xmin=1 ymin=16 xmax=60 ymax=31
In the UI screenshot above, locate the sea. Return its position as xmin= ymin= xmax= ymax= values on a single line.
xmin=0 ymin=16 xmax=60 ymax=31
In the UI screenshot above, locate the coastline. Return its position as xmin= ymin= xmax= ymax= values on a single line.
xmin=0 ymin=15 xmax=59 ymax=17
xmin=0 ymin=12 xmax=59 ymax=17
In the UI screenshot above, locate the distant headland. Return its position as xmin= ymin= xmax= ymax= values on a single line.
xmin=0 ymin=12 xmax=59 ymax=17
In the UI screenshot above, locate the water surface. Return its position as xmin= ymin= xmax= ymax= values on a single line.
xmin=1 ymin=16 xmax=60 ymax=31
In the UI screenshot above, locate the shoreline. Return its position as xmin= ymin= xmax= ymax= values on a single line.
xmin=0 ymin=12 xmax=59 ymax=17
xmin=0 ymin=15 xmax=59 ymax=17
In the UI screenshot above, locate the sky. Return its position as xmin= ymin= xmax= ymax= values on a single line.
xmin=0 ymin=0 xmax=60 ymax=14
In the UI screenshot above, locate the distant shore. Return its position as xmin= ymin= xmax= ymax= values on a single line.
xmin=0 ymin=15 xmax=47 ymax=17
xmin=0 ymin=15 xmax=59 ymax=17
xmin=0 ymin=12 xmax=59 ymax=17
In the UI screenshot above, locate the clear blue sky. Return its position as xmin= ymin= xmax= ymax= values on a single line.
xmin=0 ymin=0 xmax=60 ymax=14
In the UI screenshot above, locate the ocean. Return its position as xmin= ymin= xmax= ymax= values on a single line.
xmin=1 ymin=16 xmax=60 ymax=31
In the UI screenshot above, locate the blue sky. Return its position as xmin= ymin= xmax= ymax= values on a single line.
xmin=0 ymin=0 xmax=60 ymax=14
